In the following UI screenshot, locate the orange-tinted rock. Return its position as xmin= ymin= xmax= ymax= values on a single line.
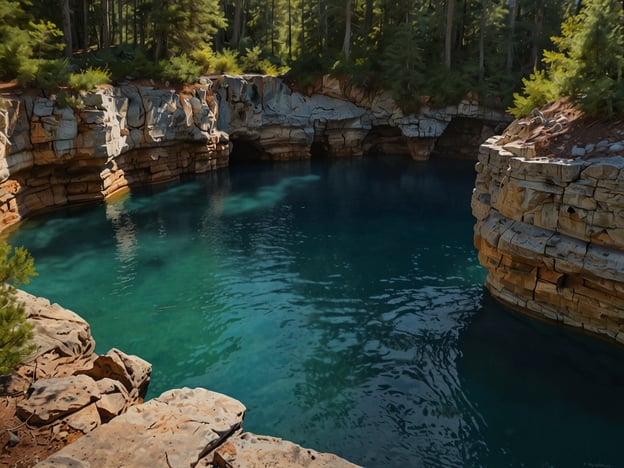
xmin=472 ymin=136 xmax=624 ymax=343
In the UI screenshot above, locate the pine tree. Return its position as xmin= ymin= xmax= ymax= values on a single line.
xmin=510 ymin=0 xmax=624 ymax=116
xmin=0 ymin=243 xmax=37 ymax=376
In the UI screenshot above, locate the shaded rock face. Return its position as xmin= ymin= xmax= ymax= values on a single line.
xmin=472 ymin=136 xmax=624 ymax=343
xmin=216 ymin=75 xmax=509 ymax=162
xmin=0 ymin=85 xmax=230 ymax=231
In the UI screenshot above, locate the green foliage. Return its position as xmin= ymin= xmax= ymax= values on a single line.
xmin=0 ymin=243 xmax=37 ymax=376
xmin=0 ymin=0 xmax=594 ymax=112
xmin=0 ymin=27 xmax=33 ymax=81
xmin=510 ymin=0 xmax=624 ymax=117
xmin=31 ymin=58 xmax=70 ymax=90
xmin=508 ymin=70 xmax=558 ymax=117
xmin=379 ymin=23 xmax=426 ymax=112
xmin=0 ymin=1 xmax=63 ymax=83
xmin=74 ymin=46 xmax=157 ymax=82
xmin=191 ymin=47 xmax=243 ymax=75
xmin=68 ymin=67 xmax=111 ymax=92
xmin=240 ymin=46 xmax=289 ymax=75
xmin=157 ymin=54 xmax=202 ymax=83
xmin=192 ymin=46 xmax=216 ymax=74
xmin=55 ymin=91 xmax=85 ymax=111
xmin=240 ymin=46 xmax=267 ymax=73
xmin=210 ymin=49 xmax=243 ymax=75
xmin=286 ymin=54 xmax=330 ymax=90
xmin=28 ymin=20 xmax=64 ymax=59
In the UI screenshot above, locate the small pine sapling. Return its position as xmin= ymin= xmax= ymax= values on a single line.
xmin=0 ymin=243 xmax=37 ymax=376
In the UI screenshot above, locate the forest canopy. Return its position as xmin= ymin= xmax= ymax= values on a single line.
xmin=0 ymin=0 xmax=617 ymax=114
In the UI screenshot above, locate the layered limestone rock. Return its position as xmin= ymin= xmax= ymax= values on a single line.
xmin=0 ymin=75 xmax=508 ymax=230
xmin=0 ymin=85 xmax=229 ymax=231
xmin=472 ymin=136 xmax=624 ymax=342
xmin=215 ymin=74 xmax=508 ymax=161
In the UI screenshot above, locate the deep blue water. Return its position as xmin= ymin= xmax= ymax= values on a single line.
xmin=8 ymin=156 xmax=624 ymax=467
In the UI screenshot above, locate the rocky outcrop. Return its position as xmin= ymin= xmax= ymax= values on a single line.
xmin=213 ymin=433 xmax=359 ymax=468
xmin=472 ymin=136 xmax=624 ymax=343
xmin=13 ymin=290 xmax=151 ymax=425
xmin=0 ymin=85 xmax=230 ymax=231
xmin=216 ymin=75 xmax=508 ymax=161
xmin=4 ymin=291 xmax=360 ymax=467
xmin=0 ymin=75 xmax=508 ymax=231
xmin=37 ymin=387 xmax=246 ymax=468
xmin=38 ymin=387 xmax=359 ymax=468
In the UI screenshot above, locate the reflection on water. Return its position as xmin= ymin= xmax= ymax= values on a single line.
xmin=9 ymin=157 xmax=624 ymax=467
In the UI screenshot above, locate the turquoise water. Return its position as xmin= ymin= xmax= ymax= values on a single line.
xmin=9 ymin=156 xmax=624 ymax=467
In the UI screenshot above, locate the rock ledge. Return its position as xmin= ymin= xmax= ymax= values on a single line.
xmin=3 ymin=291 xmax=360 ymax=467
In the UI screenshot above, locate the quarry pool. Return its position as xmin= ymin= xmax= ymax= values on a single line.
xmin=10 ymin=156 xmax=624 ymax=467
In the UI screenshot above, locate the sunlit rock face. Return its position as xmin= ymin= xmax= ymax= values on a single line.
xmin=12 ymin=289 xmax=151 ymax=433
xmin=215 ymin=75 xmax=508 ymax=161
xmin=13 ymin=292 xmax=360 ymax=467
xmin=0 ymin=74 xmax=508 ymax=230
xmin=472 ymin=136 xmax=624 ymax=344
xmin=0 ymin=85 xmax=230 ymax=230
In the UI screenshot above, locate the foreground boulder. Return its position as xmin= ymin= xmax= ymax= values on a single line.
xmin=3 ymin=293 xmax=359 ymax=467
xmin=37 ymin=387 xmax=360 ymax=468
xmin=213 ymin=433 xmax=361 ymax=468
xmin=38 ymin=387 xmax=244 ymax=467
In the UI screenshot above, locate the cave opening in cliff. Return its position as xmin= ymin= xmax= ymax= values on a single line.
xmin=362 ymin=126 xmax=410 ymax=156
xmin=229 ymin=139 xmax=264 ymax=164
xmin=431 ymin=117 xmax=500 ymax=158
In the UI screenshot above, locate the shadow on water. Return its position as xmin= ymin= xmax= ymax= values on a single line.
xmin=458 ymin=293 xmax=624 ymax=467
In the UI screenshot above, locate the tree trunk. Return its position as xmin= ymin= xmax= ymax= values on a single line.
xmin=271 ymin=0 xmax=275 ymax=55
xmin=342 ymin=0 xmax=351 ymax=61
xmin=531 ymin=0 xmax=545 ymax=69
xmin=301 ymin=0 xmax=305 ymax=50
xmin=288 ymin=0 xmax=292 ymax=60
xmin=62 ymin=0 xmax=72 ymax=57
xmin=318 ymin=0 xmax=322 ymax=52
xmin=479 ymin=0 xmax=487 ymax=82
xmin=506 ymin=0 xmax=519 ymax=74
xmin=82 ymin=0 xmax=89 ymax=52
xmin=365 ymin=0 xmax=373 ymax=33
xmin=233 ymin=0 xmax=243 ymax=47
xmin=444 ymin=0 xmax=455 ymax=68
xmin=103 ymin=0 xmax=110 ymax=48
xmin=133 ymin=0 xmax=137 ymax=45
xmin=118 ymin=0 xmax=123 ymax=44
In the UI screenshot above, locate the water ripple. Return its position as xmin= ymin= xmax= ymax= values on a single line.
xmin=9 ymin=158 xmax=624 ymax=467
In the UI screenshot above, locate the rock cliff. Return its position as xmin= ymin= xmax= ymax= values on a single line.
xmin=472 ymin=134 xmax=624 ymax=344
xmin=0 ymin=75 xmax=507 ymax=231
xmin=216 ymin=75 xmax=507 ymax=160
xmin=0 ymin=84 xmax=230 ymax=231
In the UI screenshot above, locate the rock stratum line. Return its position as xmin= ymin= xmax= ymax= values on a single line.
xmin=472 ymin=135 xmax=624 ymax=344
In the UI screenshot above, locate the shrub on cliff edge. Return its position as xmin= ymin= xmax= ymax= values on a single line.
xmin=0 ymin=243 xmax=37 ymax=376
xmin=509 ymin=0 xmax=624 ymax=117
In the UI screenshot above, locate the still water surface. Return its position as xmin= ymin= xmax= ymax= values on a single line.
xmin=9 ymin=157 xmax=624 ymax=467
